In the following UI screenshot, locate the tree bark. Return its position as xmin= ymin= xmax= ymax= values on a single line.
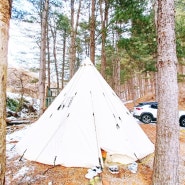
xmin=69 ymin=0 xmax=81 ymax=79
xmin=0 ymin=0 xmax=11 ymax=184
xmin=46 ymin=23 xmax=51 ymax=88
xmin=50 ymin=25 xmax=59 ymax=89
xmin=152 ymin=0 xmax=179 ymax=184
xmin=99 ymin=0 xmax=109 ymax=78
xmin=62 ymin=30 xmax=66 ymax=89
xmin=39 ymin=0 xmax=49 ymax=115
xmin=69 ymin=0 xmax=75 ymax=79
xmin=90 ymin=0 xmax=96 ymax=64
xmin=113 ymin=58 xmax=121 ymax=97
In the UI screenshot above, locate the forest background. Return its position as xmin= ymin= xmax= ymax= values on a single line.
xmin=8 ymin=0 xmax=185 ymax=112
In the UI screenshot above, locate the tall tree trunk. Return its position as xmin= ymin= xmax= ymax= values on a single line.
xmin=69 ymin=0 xmax=75 ymax=79
xmin=90 ymin=0 xmax=96 ymax=64
xmin=50 ymin=26 xmax=59 ymax=89
xmin=112 ymin=22 xmax=121 ymax=98
xmin=99 ymin=0 xmax=109 ymax=78
xmin=61 ymin=30 xmax=66 ymax=89
xmin=113 ymin=58 xmax=121 ymax=97
xmin=144 ymin=72 xmax=150 ymax=94
xmin=69 ymin=0 xmax=81 ymax=79
xmin=152 ymin=0 xmax=179 ymax=184
xmin=39 ymin=0 xmax=49 ymax=115
xmin=46 ymin=23 xmax=51 ymax=88
xmin=0 ymin=0 xmax=11 ymax=184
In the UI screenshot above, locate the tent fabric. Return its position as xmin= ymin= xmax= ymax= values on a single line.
xmin=16 ymin=58 xmax=154 ymax=168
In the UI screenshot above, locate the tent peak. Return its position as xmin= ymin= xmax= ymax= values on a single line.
xmin=81 ymin=58 xmax=93 ymax=66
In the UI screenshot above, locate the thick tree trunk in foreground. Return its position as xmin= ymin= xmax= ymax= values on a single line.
xmin=152 ymin=0 xmax=179 ymax=184
xmin=0 ymin=0 xmax=11 ymax=184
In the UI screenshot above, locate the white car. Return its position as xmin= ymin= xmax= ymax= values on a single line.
xmin=133 ymin=102 xmax=185 ymax=127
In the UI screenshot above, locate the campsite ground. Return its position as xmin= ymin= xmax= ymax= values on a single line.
xmin=5 ymin=90 xmax=185 ymax=185
xmin=6 ymin=122 xmax=185 ymax=185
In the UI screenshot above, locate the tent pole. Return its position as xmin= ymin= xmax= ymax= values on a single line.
xmin=90 ymin=91 xmax=103 ymax=169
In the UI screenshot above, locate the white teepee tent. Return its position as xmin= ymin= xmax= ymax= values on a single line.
xmin=16 ymin=58 xmax=154 ymax=168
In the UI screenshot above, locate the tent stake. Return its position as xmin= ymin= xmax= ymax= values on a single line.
xmin=134 ymin=153 xmax=141 ymax=163
xmin=19 ymin=149 xmax=27 ymax=161
xmin=43 ymin=156 xmax=57 ymax=175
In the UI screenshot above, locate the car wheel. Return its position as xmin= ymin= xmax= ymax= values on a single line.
xmin=141 ymin=114 xmax=152 ymax=124
xmin=180 ymin=117 xmax=185 ymax=127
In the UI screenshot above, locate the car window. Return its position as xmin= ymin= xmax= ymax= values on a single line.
xmin=151 ymin=104 xmax=158 ymax=109
xmin=135 ymin=102 xmax=158 ymax=108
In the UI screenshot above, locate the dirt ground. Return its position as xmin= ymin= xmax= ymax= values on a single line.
xmin=5 ymin=123 xmax=185 ymax=185
xmin=5 ymin=91 xmax=185 ymax=185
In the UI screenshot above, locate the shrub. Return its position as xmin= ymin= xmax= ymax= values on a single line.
xmin=7 ymin=97 xmax=19 ymax=112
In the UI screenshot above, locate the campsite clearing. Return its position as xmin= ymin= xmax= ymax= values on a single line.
xmin=6 ymin=123 xmax=185 ymax=185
